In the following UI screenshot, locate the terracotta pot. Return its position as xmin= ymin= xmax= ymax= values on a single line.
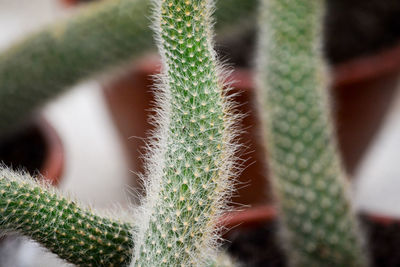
xmin=103 ymin=43 xmax=400 ymax=207
xmin=0 ymin=116 xmax=64 ymax=185
xmin=36 ymin=118 xmax=64 ymax=185
xmin=61 ymin=0 xmax=96 ymax=7
xmin=61 ymin=0 xmax=79 ymax=6
xmin=220 ymin=205 xmax=277 ymax=232
xmin=332 ymin=43 xmax=400 ymax=175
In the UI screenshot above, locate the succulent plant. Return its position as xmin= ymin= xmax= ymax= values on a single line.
xmin=0 ymin=0 xmax=241 ymax=265
xmin=256 ymin=0 xmax=367 ymax=266
xmin=0 ymin=0 xmax=376 ymax=266
xmin=0 ymin=0 xmax=256 ymax=134
xmin=131 ymin=0 xmax=240 ymax=266
xmin=0 ymin=167 xmax=134 ymax=266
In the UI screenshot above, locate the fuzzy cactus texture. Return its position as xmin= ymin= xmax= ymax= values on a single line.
xmin=207 ymin=251 xmax=236 ymax=267
xmin=257 ymin=0 xmax=367 ymax=266
xmin=0 ymin=167 xmax=134 ymax=267
xmin=0 ymin=0 xmax=256 ymax=134
xmin=131 ymin=0 xmax=240 ymax=266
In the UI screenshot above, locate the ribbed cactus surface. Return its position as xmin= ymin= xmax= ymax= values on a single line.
xmin=0 ymin=168 xmax=134 ymax=267
xmin=132 ymin=0 xmax=238 ymax=266
xmin=0 ymin=0 xmax=256 ymax=134
xmin=257 ymin=0 xmax=367 ymax=266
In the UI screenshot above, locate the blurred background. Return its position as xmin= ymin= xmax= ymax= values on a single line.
xmin=2 ymin=0 xmax=400 ymax=266
xmin=0 ymin=1 xmax=132 ymax=265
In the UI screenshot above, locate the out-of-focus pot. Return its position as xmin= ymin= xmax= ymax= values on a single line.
xmin=61 ymin=0 xmax=95 ymax=7
xmin=103 ymin=43 xmax=400 ymax=207
xmin=0 ymin=116 xmax=64 ymax=185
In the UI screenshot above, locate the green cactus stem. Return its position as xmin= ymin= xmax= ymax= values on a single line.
xmin=0 ymin=0 xmax=256 ymax=134
xmin=0 ymin=167 xmax=134 ymax=267
xmin=131 ymin=0 xmax=240 ymax=266
xmin=257 ymin=0 xmax=367 ymax=266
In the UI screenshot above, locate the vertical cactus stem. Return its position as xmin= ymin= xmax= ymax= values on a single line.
xmin=257 ymin=0 xmax=367 ymax=266
xmin=0 ymin=167 xmax=134 ymax=267
xmin=132 ymin=0 xmax=240 ymax=266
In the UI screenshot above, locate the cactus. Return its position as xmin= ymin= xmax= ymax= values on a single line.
xmin=0 ymin=167 xmax=134 ymax=266
xmin=1 ymin=0 xmax=373 ymax=266
xmin=256 ymin=0 xmax=367 ymax=266
xmin=0 ymin=0 xmax=256 ymax=134
xmin=131 ymin=0 xmax=240 ymax=266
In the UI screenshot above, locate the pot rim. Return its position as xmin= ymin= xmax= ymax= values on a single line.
xmin=36 ymin=117 xmax=64 ymax=186
xmin=221 ymin=204 xmax=400 ymax=230
xmin=131 ymin=40 xmax=400 ymax=90
xmin=220 ymin=205 xmax=277 ymax=230
xmin=333 ymin=42 xmax=400 ymax=86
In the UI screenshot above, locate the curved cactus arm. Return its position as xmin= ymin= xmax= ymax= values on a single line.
xmin=131 ymin=0 xmax=241 ymax=266
xmin=0 ymin=0 xmax=256 ymax=134
xmin=257 ymin=0 xmax=367 ymax=266
xmin=0 ymin=0 xmax=151 ymax=134
xmin=0 ymin=167 xmax=134 ymax=267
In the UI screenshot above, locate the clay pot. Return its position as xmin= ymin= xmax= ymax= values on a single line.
xmin=332 ymin=43 xmax=400 ymax=175
xmin=61 ymin=0 xmax=96 ymax=7
xmin=0 ymin=116 xmax=64 ymax=185
xmin=103 ymin=42 xmax=400 ymax=207
xmin=220 ymin=205 xmax=277 ymax=232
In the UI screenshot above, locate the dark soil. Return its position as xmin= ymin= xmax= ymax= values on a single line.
xmin=0 ymin=122 xmax=46 ymax=175
xmin=362 ymin=215 xmax=400 ymax=267
xmin=325 ymin=0 xmax=400 ymax=64
xmin=225 ymin=220 xmax=286 ymax=267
